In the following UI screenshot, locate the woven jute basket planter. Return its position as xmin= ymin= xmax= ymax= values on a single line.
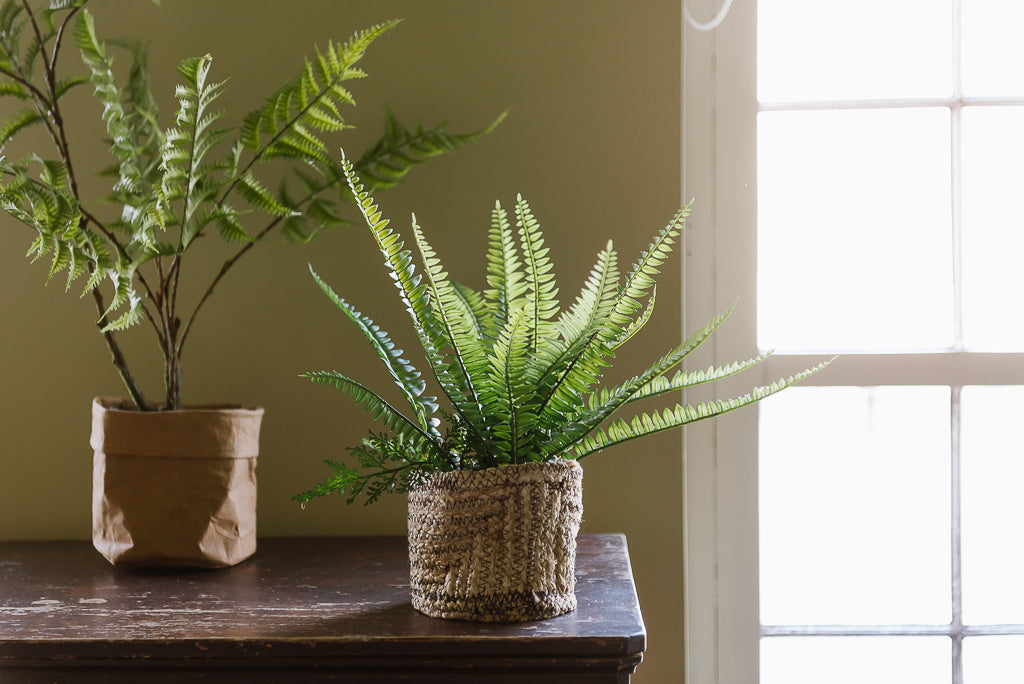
xmin=407 ymin=460 xmax=583 ymax=622
xmin=89 ymin=396 xmax=263 ymax=568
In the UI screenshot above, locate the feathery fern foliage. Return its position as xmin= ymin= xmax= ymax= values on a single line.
xmin=297 ymin=158 xmax=830 ymax=504
xmin=0 ymin=1 xmax=502 ymax=409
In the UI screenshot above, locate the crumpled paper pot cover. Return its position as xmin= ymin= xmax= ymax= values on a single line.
xmin=89 ymin=396 xmax=264 ymax=568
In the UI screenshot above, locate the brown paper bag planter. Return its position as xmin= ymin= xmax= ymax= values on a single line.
xmin=89 ymin=397 xmax=263 ymax=568
xmin=407 ymin=460 xmax=584 ymax=622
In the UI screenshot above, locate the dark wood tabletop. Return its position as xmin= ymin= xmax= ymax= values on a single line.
xmin=0 ymin=534 xmax=645 ymax=682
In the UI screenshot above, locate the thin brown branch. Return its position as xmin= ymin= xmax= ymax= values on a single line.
xmin=18 ymin=0 xmax=51 ymax=78
xmin=0 ymin=64 xmax=50 ymax=104
xmin=176 ymin=170 xmax=342 ymax=356
xmin=89 ymin=280 xmax=151 ymax=411
xmin=48 ymin=3 xmax=84 ymax=74
xmin=175 ymin=216 xmax=282 ymax=356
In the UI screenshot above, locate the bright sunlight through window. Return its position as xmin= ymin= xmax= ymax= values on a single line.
xmin=756 ymin=1 xmax=1024 ymax=682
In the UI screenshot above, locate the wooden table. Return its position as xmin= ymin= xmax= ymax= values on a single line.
xmin=0 ymin=534 xmax=645 ymax=682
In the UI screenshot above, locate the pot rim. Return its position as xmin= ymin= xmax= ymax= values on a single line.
xmin=93 ymin=396 xmax=264 ymax=416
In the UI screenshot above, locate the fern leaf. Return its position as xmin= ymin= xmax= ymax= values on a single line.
xmin=341 ymin=155 xmax=496 ymax=450
xmin=353 ymin=109 xmax=506 ymax=192
xmin=514 ymin=194 xmax=559 ymax=349
xmin=0 ymin=107 xmax=42 ymax=148
xmin=451 ymin=281 xmax=492 ymax=340
xmin=237 ymin=170 xmax=291 ymax=217
xmin=98 ymin=269 xmax=144 ymax=332
xmin=621 ymin=353 xmax=773 ymax=406
xmin=78 ymin=262 xmax=104 ymax=298
xmin=483 ymin=199 xmax=525 ymax=330
xmin=0 ymin=81 xmax=27 ymax=99
xmin=160 ymin=53 xmax=233 ymax=236
xmin=541 ymin=305 xmax=736 ymax=456
xmin=557 ymin=239 xmax=619 ymax=345
xmin=309 ymin=265 xmax=441 ymax=436
xmin=46 ymin=237 xmax=70 ymax=283
xmin=340 ymin=156 xmax=451 ymax=375
xmin=484 ymin=304 xmax=538 ymax=463
xmin=571 ymin=362 xmax=832 ymax=459
xmin=606 ymin=202 xmax=690 ymax=345
xmin=209 ymin=203 xmax=251 ymax=244
xmin=301 ymin=369 xmax=441 ymax=448
xmin=75 ymin=10 xmax=132 ymax=161
xmin=412 ymin=214 xmax=492 ymax=432
xmin=240 ymin=20 xmax=398 ymax=159
xmin=53 ymin=74 xmax=88 ymax=98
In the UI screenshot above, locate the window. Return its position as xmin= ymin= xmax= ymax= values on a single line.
xmin=682 ymin=1 xmax=1024 ymax=682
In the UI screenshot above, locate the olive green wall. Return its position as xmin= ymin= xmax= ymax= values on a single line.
xmin=0 ymin=2 xmax=682 ymax=681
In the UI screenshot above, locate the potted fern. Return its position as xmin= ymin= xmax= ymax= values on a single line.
xmin=297 ymin=156 xmax=828 ymax=621
xmin=0 ymin=1 xmax=500 ymax=567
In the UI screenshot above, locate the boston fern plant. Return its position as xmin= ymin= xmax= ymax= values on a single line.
xmin=0 ymin=0 xmax=502 ymax=410
xmin=296 ymin=156 xmax=829 ymax=505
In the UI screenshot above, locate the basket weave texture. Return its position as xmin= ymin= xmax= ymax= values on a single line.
xmin=407 ymin=460 xmax=583 ymax=622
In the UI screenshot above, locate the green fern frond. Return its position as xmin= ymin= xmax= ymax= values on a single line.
xmin=301 ymin=369 xmax=442 ymax=449
xmin=293 ymin=432 xmax=438 ymax=506
xmin=513 ymin=195 xmax=560 ymax=347
xmin=606 ymin=202 xmax=690 ymax=344
xmin=236 ymin=170 xmax=291 ymax=217
xmin=0 ymin=80 xmax=27 ymax=98
xmin=240 ymin=20 xmax=398 ymax=160
xmin=412 ymin=213 xmax=492 ymax=432
xmin=590 ymin=305 xmax=736 ymax=414
xmin=0 ymin=108 xmax=42 ymax=148
xmin=338 ymin=154 xmax=455 ymax=397
xmin=79 ymin=262 xmax=104 ymax=297
xmin=160 ymin=53 xmax=232 ymax=237
xmin=305 ymin=165 xmax=827 ymax=502
xmin=309 ymin=264 xmax=441 ymax=436
xmin=98 ymin=268 xmax=143 ymax=332
xmin=484 ymin=304 xmax=539 ymax=463
xmin=484 ymin=199 xmax=525 ymax=330
xmin=451 ymin=281 xmax=492 ymax=340
xmin=557 ymin=239 xmax=619 ymax=345
xmin=209 ymin=204 xmax=251 ymax=244
xmin=540 ymin=304 xmax=737 ymax=456
xmin=354 ymin=109 xmax=506 ymax=191
xmin=46 ymin=236 xmax=70 ymax=283
xmin=571 ymin=362 xmax=832 ymax=459
xmin=622 ymin=353 xmax=774 ymax=406
xmin=75 ymin=10 xmax=132 ymax=160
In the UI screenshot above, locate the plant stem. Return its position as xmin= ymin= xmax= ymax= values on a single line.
xmin=89 ymin=284 xmax=150 ymax=410
xmin=19 ymin=0 xmax=152 ymax=410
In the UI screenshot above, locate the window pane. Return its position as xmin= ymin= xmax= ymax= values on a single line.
xmin=758 ymin=109 xmax=953 ymax=352
xmin=961 ymin=107 xmax=1024 ymax=351
xmin=760 ymin=387 xmax=951 ymax=626
xmin=963 ymin=636 xmax=1024 ymax=683
xmin=962 ymin=0 xmax=1024 ymax=97
xmin=758 ymin=0 xmax=952 ymax=102
xmin=961 ymin=386 xmax=1024 ymax=624
xmin=761 ymin=636 xmax=951 ymax=684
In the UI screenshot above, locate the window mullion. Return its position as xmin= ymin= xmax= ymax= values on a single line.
xmin=951 ymin=0 xmax=965 ymax=353
xmin=951 ymin=385 xmax=965 ymax=684
xmin=950 ymin=7 xmax=965 ymax=684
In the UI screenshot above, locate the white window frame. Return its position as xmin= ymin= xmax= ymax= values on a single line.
xmin=682 ymin=1 xmax=1024 ymax=682
xmin=679 ymin=0 xmax=761 ymax=679
xmin=682 ymin=1 xmax=760 ymax=681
